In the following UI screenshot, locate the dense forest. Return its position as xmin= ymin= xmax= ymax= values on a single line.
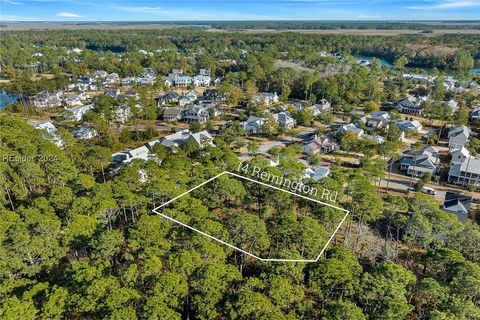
xmin=1 ymin=112 xmax=480 ymax=319
xmin=0 ymin=28 xmax=478 ymax=80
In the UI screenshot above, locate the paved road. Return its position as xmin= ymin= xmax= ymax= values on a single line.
xmin=377 ymin=178 xmax=447 ymax=202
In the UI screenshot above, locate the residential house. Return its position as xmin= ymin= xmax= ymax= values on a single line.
xmin=272 ymin=112 xmax=296 ymax=128
xmin=113 ymin=105 xmax=131 ymax=124
xmin=33 ymin=91 xmax=63 ymax=109
xmin=62 ymin=104 xmax=94 ymax=121
xmin=242 ymin=116 xmax=266 ymax=135
xmin=64 ymin=95 xmax=83 ymax=107
xmin=395 ymin=119 xmax=423 ymax=133
xmin=302 ymin=135 xmax=337 ymax=155
xmin=156 ymin=92 xmax=180 ymax=106
xmin=104 ymin=88 xmax=121 ymax=99
xmin=356 ymin=111 xmax=391 ymax=132
xmin=448 ymin=157 xmax=480 ymax=188
xmin=179 ymin=90 xmax=200 ymax=107
xmin=400 ymin=146 xmax=440 ymax=178
xmin=186 ymin=130 xmax=215 ymax=147
xmin=304 ymin=166 xmax=330 ymax=180
xmin=443 ymin=99 xmax=459 ymax=112
xmin=73 ymin=127 xmax=98 ymax=140
xmin=112 ymin=145 xmax=151 ymax=164
xmin=34 ymin=121 xmax=64 ymax=148
xmin=471 ymin=107 xmax=480 ymax=121
xmin=193 ymin=75 xmax=211 ymax=87
xmin=341 ymin=123 xmax=364 ymax=138
xmin=199 ymin=69 xmax=211 ymax=76
xmin=442 ymin=192 xmax=472 ymax=222
xmin=162 ymin=107 xmax=183 ymax=122
xmin=104 ymin=73 xmax=120 ymax=86
xmin=448 ymin=125 xmax=471 ymax=149
xmin=182 ymin=105 xmax=210 ymax=123
xmin=394 ymin=96 xmax=424 ymax=115
xmin=310 ymin=99 xmax=331 ymax=115
xmin=93 ymin=70 xmax=108 ymax=79
xmin=152 ymin=129 xmax=214 ymax=149
xmin=251 ymin=92 xmax=279 ymax=106
xmin=451 ymin=146 xmax=471 ymax=164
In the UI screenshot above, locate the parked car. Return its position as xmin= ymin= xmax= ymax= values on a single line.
xmin=421 ymin=186 xmax=436 ymax=195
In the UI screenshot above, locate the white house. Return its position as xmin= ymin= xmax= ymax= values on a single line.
xmin=395 ymin=120 xmax=423 ymax=133
xmin=34 ymin=121 xmax=64 ymax=148
xmin=182 ymin=105 xmax=210 ymax=123
xmin=341 ymin=123 xmax=364 ymax=138
xmin=242 ymin=116 xmax=266 ymax=135
xmin=448 ymin=157 xmax=480 ymax=188
xmin=394 ymin=96 xmax=424 ymax=115
xmin=302 ymin=135 xmax=337 ymax=155
xmin=193 ymin=75 xmax=211 ymax=87
xmin=272 ymin=112 xmax=296 ymax=128
xmin=63 ymin=104 xmax=94 ymax=121
xmin=304 ymin=166 xmax=330 ymax=180
xmin=64 ymin=95 xmax=83 ymax=107
xmin=310 ymin=99 xmax=332 ymax=115
xmin=251 ymin=92 xmax=279 ymax=106
xmin=112 ymin=145 xmax=151 ymax=164
xmin=448 ymin=125 xmax=471 ymax=149
xmin=400 ymin=146 xmax=440 ymax=178
xmin=450 ymin=146 xmax=471 ymax=164
xmin=73 ymin=127 xmax=98 ymax=140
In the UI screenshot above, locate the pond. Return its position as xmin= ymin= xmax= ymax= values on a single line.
xmin=355 ymin=54 xmax=479 ymax=76
xmin=0 ymin=91 xmax=19 ymax=108
xmin=355 ymin=55 xmax=393 ymax=68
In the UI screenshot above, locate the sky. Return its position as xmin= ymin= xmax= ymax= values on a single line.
xmin=0 ymin=0 xmax=479 ymax=21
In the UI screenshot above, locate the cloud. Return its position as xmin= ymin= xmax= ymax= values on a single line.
xmin=110 ymin=5 xmax=163 ymax=14
xmin=57 ymin=11 xmax=85 ymax=17
xmin=408 ymin=0 xmax=480 ymax=9
xmin=1 ymin=0 xmax=22 ymax=4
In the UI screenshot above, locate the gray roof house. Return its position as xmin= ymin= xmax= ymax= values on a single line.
xmin=310 ymin=99 xmax=332 ymax=115
xmin=272 ymin=111 xmax=296 ymax=128
xmin=471 ymin=107 xmax=480 ymax=121
xmin=33 ymin=91 xmax=63 ymax=109
xmin=156 ymin=92 xmax=180 ymax=106
xmin=162 ymin=107 xmax=183 ymax=122
xmin=73 ymin=127 xmax=98 ymax=140
xmin=448 ymin=125 xmax=471 ymax=149
xmin=394 ymin=96 xmax=424 ymax=115
xmin=242 ymin=116 xmax=266 ymax=135
xmin=62 ymin=104 xmax=94 ymax=121
xmin=341 ymin=123 xmax=364 ymax=138
xmin=400 ymin=146 xmax=440 ymax=178
xmin=442 ymin=192 xmax=472 ymax=222
xmin=395 ymin=120 xmax=423 ymax=133
xmin=302 ymin=135 xmax=337 ymax=155
xmin=448 ymin=156 xmax=480 ymax=188
xmin=356 ymin=111 xmax=391 ymax=132
xmin=450 ymin=146 xmax=471 ymax=164
xmin=182 ymin=105 xmax=210 ymax=123
xmin=153 ymin=129 xmax=214 ymax=149
xmin=251 ymin=92 xmax=279 ymax=106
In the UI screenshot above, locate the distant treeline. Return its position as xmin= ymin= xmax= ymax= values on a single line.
xmin=3 ymin=20 xmax=480 ymax=30
xmin=207 ymin=20 xmax=480 ymax=30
